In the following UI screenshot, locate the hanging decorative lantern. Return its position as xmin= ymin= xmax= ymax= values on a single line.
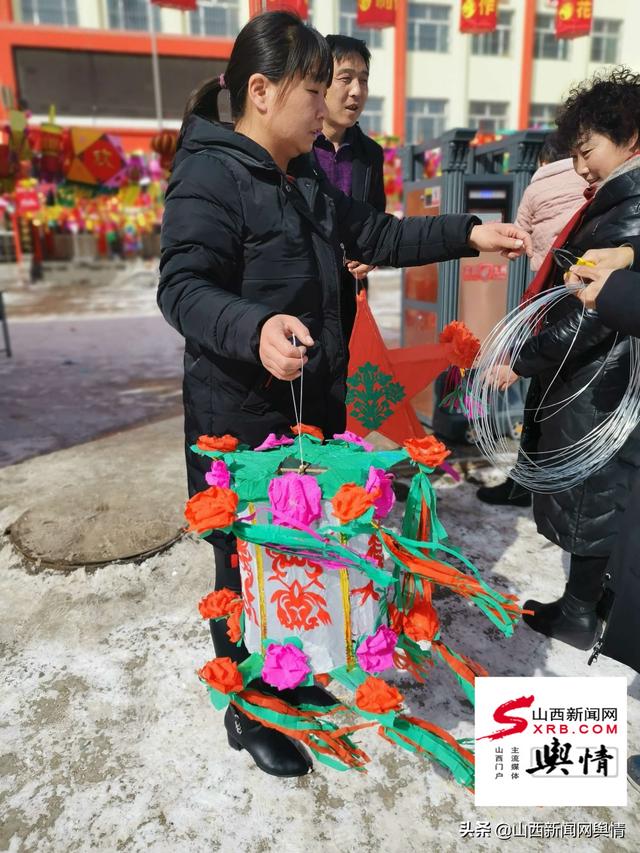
xmin=151 ymin=130 xmax=178 ymax=172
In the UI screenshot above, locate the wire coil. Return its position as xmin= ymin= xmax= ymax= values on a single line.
xmin=467 ymin=285 xmax=640 ymax=493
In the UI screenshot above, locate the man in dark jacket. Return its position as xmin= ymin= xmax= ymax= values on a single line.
xmin=311 ymin=34 xmax=386 ymax=342
xmin=567 ymin=253 xmax=640 ymax=795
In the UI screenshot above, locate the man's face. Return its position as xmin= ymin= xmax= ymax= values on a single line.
xmin=324 ymin=53 xmax=370 ymax=131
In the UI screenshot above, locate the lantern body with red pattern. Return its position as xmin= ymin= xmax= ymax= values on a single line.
xmin=555 ymin=0 xmax=593 ymax=39
xmin=459 ymin=0 xmax=497 ymax=34
xmin=357 ymin=0 xmax=396 ymax=28
xmin=265 ymin=0 xmax=309 ymax=19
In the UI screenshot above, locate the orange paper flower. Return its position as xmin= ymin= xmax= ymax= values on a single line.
xmin=332 ymin=483 xmax=377 ymax=524
xmin=404 ymin=435 xmax=451 ymax=469
xmin=355 ymin=676 xmax=404 ymax=715
xmin=198 ymin=588 xmax=241 ymax=619
xmin=290 ymin=423 xmax=324 ymax=440
xmin=439 ymin=321 xmax=480 ymax=369
xmin=226 ymin=600 xmax=243 ymax=643
xmin=198 ymin=657 xmax=244 ymax=694
xmin=185 ymin=486 xmax=238 ymax=533
xmin=196 ymin=434 xmax=239 ymax=452
xmin=402 ymin=597 xmax=440 ymax=643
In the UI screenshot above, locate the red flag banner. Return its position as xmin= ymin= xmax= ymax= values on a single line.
xmin=459 ymin=0 xmax=498 ymax=34
xmin=356 ymin=0 xmax=396 ymax=29
xmin=555 ymin=0 xmax=593 ymax=39
xmin=265 ymin=0 xmax=309 ymax=19
xmin=150 ymin=0 xmax=198 ymax=10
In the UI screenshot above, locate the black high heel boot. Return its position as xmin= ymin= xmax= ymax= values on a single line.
xmin=209 ymin=610 xmax=313 ymax=776
xmin=522 ymin=587 xmax=600 ymax=650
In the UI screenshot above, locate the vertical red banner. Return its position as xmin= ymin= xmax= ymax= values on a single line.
xmin=459 ymin=0 xmax=498 ymax=34
xmin=357 ymin=0 xmax=396 ymax=29
xmin=555 ymin=0 xmax=593 ymax=39
xmin=265 ymin=0 xmax=309 ymax=19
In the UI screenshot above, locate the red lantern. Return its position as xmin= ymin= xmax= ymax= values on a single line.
xmin=265 ymin=0 xmax=309 ymax=19
xmin=151 ymin=130 xmax=178 ymax=171
xmin=459 ymin=0 xmax=497 ymax=34
xmin=555 ymin=0 xmax=593 ymax=39
xmin=356 ymin=0 xmax=396 ymax=29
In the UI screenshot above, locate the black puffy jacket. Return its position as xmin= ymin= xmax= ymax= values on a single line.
xmin=158 ymin=117 xmax=479 ymax=496
xmin=514 ymin=161 xmax=640 ymax=556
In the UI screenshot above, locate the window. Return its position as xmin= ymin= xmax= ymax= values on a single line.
xmin=359 ymin=97 xmax=384 ymax=136
xmin=534 ymin=14 xmax=570 ymax=60
xmin=408 ymin=3 xmax=450 ymax=53
xmin=529 ymin=102 xmax=557 ymax=129
xmin=468 ymin=100 xmax=508 ymax=134
xmin=590 ymin=19 xmax=622 ymax=65
xmin=107 ymin=0 xmax=161 ymax=32
xmin=471 ymin=9 xmax=512 ymax=57
xmin=189 ymin=0 xmax=239 ymax=37
xmin=406 ymin=98 xmax=448 ymax=144
xmin=20 ymin=0 xmax=77 ymax=26
xmin=339 ymin=0 xmax=383 ymax=50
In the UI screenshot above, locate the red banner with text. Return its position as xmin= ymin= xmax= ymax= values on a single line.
xmin=356 ymin=0 xmax=396 ymax=29
xmin=459 ymin=0 xmax=498 ymax=34
xmin=150 ymin=0 xmax=198 ymax=11
xmin=555 ymin=0 xmax=593 ymax=39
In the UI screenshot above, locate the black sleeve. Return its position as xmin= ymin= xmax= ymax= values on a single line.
xmin=157 ymin=153 xmax=274 ymax=363
xmin=326 ymin=178 xmax=480 ymax=268
xmin=623 ymin=236 xmax=640 ymax=273
xmin=595 ymin=270 xmax=640 ymax=337
xmin=368 ymin=141 xmax=387 ymax=213
xmin=512 ymin=301 xmax=615 ymax=378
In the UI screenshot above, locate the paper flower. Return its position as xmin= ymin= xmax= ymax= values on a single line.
xmin=254 ymin=433 xmax=294 ymax=452
xmin=290 ymin=423 xmax=324 ymax=440
xmin=439 ymin=321 xmax=480 ymax=369
xmin=198 ymin=587 xmax=241 ymax=619
xmin=402 ymin=597 xmax=440 ymax=643
xmin=365 ymin=467 xmax=395 ymax=520
xmin=198 ymin=657 xmax=243 ymax=694
xmin=262 ymin=642 xmax=311 ymax=690
xmin=205 ymin=459 xmax=231 ymax=488
xmin=332 ymin=431 xmax=374 ymax=452
xmin=196 ymin=434 xmax=239 ymax=452
xmin=185 ymin=486 xmax=238 ymax=533
xmin=356 ymin=626 xmax=398 ymax=673
xmin=355 ymin=676 xmax=404 ymax=714
xmin=268 ymin=472 xmax=322 ymax=527
xmin=404 ymin=435 xmax=451 ymax=469
xmin=226 ymin=601 xmax=243 ymax=643
xmin=332 ymin=483 xmax=377 ymax=524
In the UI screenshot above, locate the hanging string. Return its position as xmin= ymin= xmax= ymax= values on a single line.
xmin=467 ymin=284 xmax=640 ymax=493
xmin=289 ymin=334 xmax=305 ymax=470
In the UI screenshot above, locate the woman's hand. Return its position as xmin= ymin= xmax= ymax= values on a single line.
xmin=564 ymin=246 xmax=634 ymax=284
xmin=468 ymin=222 xmax=533 ymax=259
xmin=483 ymin=363 xmax=519 ymax=391
xmin=259 ymin=315 xmax=314 ymax=381
xmin=346 ymin=259 xmax=375 ymax=279
xmin=566 ymin=265 xmax=615 ymax=310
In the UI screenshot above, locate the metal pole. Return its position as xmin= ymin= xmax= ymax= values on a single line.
xmin=149 ymin=7 xmax=163 ymax=131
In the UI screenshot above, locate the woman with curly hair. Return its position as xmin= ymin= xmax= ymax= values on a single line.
xmin=492 ymin=67 xmax=640 ymax=651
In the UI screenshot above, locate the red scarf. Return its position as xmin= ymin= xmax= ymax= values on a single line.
xmin=520 ymin=184 xmax=597 ymax=305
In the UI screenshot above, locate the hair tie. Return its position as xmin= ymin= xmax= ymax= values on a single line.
xmin=219 ymin=73 xmax=226 ymax=90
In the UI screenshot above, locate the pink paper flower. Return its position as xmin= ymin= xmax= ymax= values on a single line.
xmin=332 ymin=431 xmax=374 ymax=452
xmin=268 ymin=472 xmax=322 ymax=527
xmin=205 ymin=459 xmax=231 ymax=489
xmin=356 ymin=625 xmax=398 ymax=674
xmin=365 ymin=467 xmax=395 ymax=520
xmin=254 ymin=433 xmax=295 ymax=452
xmin=262 ymin=642 xmax=311 ymax=690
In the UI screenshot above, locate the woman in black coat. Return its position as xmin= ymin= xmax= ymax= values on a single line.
xmin=492 ymin=69 xmax=640 ymax=652
xmin=157 ymin=10 xmax=530 ymax=778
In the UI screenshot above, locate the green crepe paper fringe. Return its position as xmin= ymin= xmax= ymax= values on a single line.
xmin=402 ymin=470 xmax=448 ymax=546
xmin=381 ymin=718 xmax=475 ymax=789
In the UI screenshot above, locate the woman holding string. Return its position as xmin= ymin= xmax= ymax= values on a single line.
xmin=158 ymin=10 xmax=530 ymax=778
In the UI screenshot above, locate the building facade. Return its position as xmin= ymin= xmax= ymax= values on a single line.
xmin=1 ymin=0 xmax=638 ymax=150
